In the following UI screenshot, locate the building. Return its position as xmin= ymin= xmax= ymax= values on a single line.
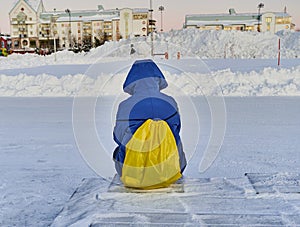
xmin=261 ymin=12 xmax=294 ymax=33
xmin=9 ymin=0 xmax=45 ymax=52
xmin=9 ymin=0 xmax=156 ymax=51
xmin=0 ymin=35 xmax=12 ymax=50
xmin=184 ymin=8 xmax=294 ymax=33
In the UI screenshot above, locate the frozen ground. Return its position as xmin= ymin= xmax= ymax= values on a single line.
xmin=51 ymin=174 xmax=300 ymax=226
xmin=1 ymin=96 xmax=300 ymax=226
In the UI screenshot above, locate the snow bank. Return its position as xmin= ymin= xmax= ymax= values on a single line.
xmin=1 ymin=66 xmax=299 ymax=97
xmin=0 ymin=29 xmax=299 ymax=97
xmin=87 ymin=29 xmax=300 ymax=59
xmin=205 ymin=67 xmax=300 ymax=96
xmin=1 ymin=29 xmax=299 ymax=70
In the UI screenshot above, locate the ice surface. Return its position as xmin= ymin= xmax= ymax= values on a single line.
xmin=51 ymin=175 xmax=300 ymax=226
xmin=1 ymin=97 xmax=300 ymax=226
xmin=246 ymin=172 xmax=300 ymax=194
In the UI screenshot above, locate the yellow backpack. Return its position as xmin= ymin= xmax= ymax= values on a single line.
xmin=121 ymin=119 xmax=182 ymax=189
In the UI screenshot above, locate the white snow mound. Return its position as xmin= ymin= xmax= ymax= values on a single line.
xmin=0 ymin=29 xmax=300 ymax=97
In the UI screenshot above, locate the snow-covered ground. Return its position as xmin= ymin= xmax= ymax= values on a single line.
xmin=1 ymin=96 xmax=300 ymax=226
xmin=0 ymin=58 xmax=299 ymax=97
xmin=1 ymin=29 xmax=300 ymax=97
xmin=0 ymin=29 xmax=300 ymax=226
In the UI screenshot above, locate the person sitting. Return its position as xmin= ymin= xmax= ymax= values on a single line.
xmin=113 ymin=59 xmax=186 ymax=189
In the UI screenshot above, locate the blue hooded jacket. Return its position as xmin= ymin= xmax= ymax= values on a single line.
xmin=113 ymin=59 xmax=187 ymax=175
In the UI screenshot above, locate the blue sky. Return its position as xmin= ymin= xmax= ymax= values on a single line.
xmin=1 ymin=0 xmax=299 ymax=33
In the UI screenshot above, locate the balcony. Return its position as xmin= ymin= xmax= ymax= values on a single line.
xmin=83 ymin=25 xmax=91 ymax=29
xmin=42 ymin=27 xmax=50 ymax=31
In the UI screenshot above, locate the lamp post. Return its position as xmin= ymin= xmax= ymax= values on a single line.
xmin=158 ymin=5 xmax=164 ymax=32
xmin=51 ymin=9 xmax=59 ymax=61
xmin=257 ymin=3 xmax=264 ymax=32
xmin=65 ymin=9 xmax=71 ymax=48
xmin=149 ymin=0 xmax=154 ymax=56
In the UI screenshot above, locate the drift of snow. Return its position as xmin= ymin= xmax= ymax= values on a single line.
xmin=0 ymin=63 xmax=300 ymax=97
xmin=1 ymin=29 xmax=300 ymax=70
xmin=0 ymin=29 xmax=299 ymax=97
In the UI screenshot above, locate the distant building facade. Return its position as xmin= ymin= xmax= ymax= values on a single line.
xmin=0 ymin=35 xmax=12 ymax=50
xmin=9 ymin=0 xmax=156 ymax=51
xmin=184 ymin=8 xmax=294 ymax=33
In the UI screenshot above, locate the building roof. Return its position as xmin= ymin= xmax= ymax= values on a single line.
xmin=26 ymin=0 xmax=42 ymax=11
xmin=12 ymin=0 xmax=42 ymax=11
xmin=186 ymin=13 xmax=259 ymax=22
xmin=11 ymin=0 xmax=42 ymax=12
xmin=132 ymin=8 xmax=149 ymax=13
xmin=39 ymin=9 xmax=120 ymax=23
xmin=0 ymin=36 xmax=11 ymax=40
xmin=273 ymin=12 xmax=291 ymax=17
xmin=186 ymin=19 xmax=259 ymax=27
xmin=185 ymin=10 xmax=292 ymax=27
xmin=185 ymin=13 xmax=259 ymax=27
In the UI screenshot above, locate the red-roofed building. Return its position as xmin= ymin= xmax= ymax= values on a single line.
xmin=0 ymin=35 xmax=12 ymax=50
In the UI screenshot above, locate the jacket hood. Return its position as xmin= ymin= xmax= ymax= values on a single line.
xmin=123 ymin=59 xmax=168 ymax=95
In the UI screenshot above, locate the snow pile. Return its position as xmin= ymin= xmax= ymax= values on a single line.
xmin=88 ymin=29 xmax=300 ymax=59
xmin=0 ymin=29 xmax=299 ymax=97
xmin=1 ymin=29 xmax=300 ymax=70
xmin=206 ymin=67 xmax=300 ymax=96
xmin=1 ymin=65 xmax=299 ymax=97
xmin=0 ymin=74 xmax=86 ymax=96
xmin=277 ymin=30 xmax=300 ymax=58
xmin=0 ymin=51 xmax=90 ymax=70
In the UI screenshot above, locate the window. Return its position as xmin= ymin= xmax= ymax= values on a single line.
xmin=276 ymin=17 xmax=291 ymax=24
xmin=133 ymin=14 xmax=147 ymax=20
xmin=14 ymin=40 xmax=19 ymax=47
xmin=22 ymin=40 xmax=28 ymax=46
xmin=276 ymin=18 xmax=282 ymax=24
xmin=265 ymin=17 xmax=272 ymax=23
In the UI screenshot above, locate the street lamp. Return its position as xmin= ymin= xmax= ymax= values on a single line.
xmin=65 ymin=9 xmax=71 ymax=48
xmin=257 ymin=3 xmax=264 ymax=32
xmin=51 ymin=9 xmax=59 ymax=61
xmin=158 ymin=6 xmax=164 ymax=32
xmin=149 ymin=0 xmax=154 ymax=56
